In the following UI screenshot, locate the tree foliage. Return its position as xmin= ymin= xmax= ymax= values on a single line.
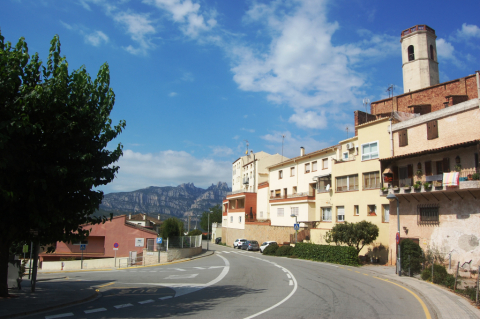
xmin=0 ymin=32 xmax=125 ymax=296
xmin=199 ymin=204 xmax=222 ymax=232
xmin=187 ymin=229 xmax=202 ymax=236
xmin=400 ymin=239 xmax=424 ymax=274
xmin=324 ymin=221 xmax=379 ymax=255
xmin=161 ymin=218 xmax=184 ymax=239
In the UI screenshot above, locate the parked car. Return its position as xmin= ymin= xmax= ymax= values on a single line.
xmin=241 ymin=240 xmax=260 ymax=251
xmin=215 ymin=237 xmax=222 ymax=244
xmin=260 ymin=241 xmax=277 ymax=253
xmin=233 ymin=238 xmax=247 ymax=249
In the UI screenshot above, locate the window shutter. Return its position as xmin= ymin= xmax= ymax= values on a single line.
xmin=425 ymin=161 xmax=432 ymax=176
xmin=427 ymin=120 xmax=438 ymax=140
xmin=443 ymin=158 xmax=450 ymax=172
xmin=407 ymin=164 xmax=413 ymax=178
xmin=392 ymin=166 xmax=399 ymax=181
xmin=399 ymin=129 xmax=408 ymax=147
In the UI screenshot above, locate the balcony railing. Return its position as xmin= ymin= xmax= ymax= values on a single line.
xmin=270 ymin=191 xmax=314 ymax=200
xmin=243 ymin=177 xmax=249 ymax=184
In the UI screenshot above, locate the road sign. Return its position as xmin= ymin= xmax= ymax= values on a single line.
xmin=396 ymin=232 xmax=400 ymax=245
xmin=113 ymin=248 xmax=118 ymax=251
xmin=23 ymin=245 xmax=29 ymax=253
xmin=156 ymin=237 xmax=163 ymax=244
xmin=294 ymin=223 xmax=300 ymax=231
xmin=114 ymin=242 xmax=119 ymax=248
xmin=80 ymin=244 xmax=86 ymax=251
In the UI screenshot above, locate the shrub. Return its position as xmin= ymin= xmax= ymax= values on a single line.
xmin=400 ymin=239 xmax=423 ymax=275
xmin=324 ymin=221 xmax=379 ymax=255
xmin=263 ymin=243 xmax=279 ymax=255
xmin=294 ymin=242 xmax=359 ymax=266
xmin=275 ymin=245 xmax=294 ymax=257
xmin=187 ymin=229 xmax=202 ymax=236
xmin=421 ymin=264 xmax=448 ymax=284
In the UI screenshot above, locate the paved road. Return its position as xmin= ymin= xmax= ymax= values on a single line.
xmin=31 ymin=245 xmax=431 ymax=319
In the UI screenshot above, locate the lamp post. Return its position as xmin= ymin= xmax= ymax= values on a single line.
xmin=387 ymin=193 xmax=401 ymax=276
xmin=207 ymin=212 xmax=210 ymax=251
xmin=290 ymin=214 xmax=298 ymax=244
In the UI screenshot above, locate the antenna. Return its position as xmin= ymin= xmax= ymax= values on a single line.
xmin=386 ymin=84 xmax=395 ymax=98
xmin=281 ymin=134 xmax=285 ymax=160
xmin=363 ymin=98 xmax=370 ymax=122
xmin=244 ymin=140 xmax=249 ymax=155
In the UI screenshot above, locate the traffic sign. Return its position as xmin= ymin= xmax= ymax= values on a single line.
xmin=156 ymin=237 xmax=163 ymax=244
xmin=396 ymin=232 xmax=400 ymax=245
xmin=114 ymin=242 xmax=119 ymax=248
xmin=80 ymin=244 xmax=86 ymax=251
xmin=23 ymin=245 xmax=29 ymax=253
xmin=293 ymin=223 xmax=300 ymax=231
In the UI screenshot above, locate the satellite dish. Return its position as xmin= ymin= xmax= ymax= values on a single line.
xmin=325 ymin=184 xmax=330 ymax=191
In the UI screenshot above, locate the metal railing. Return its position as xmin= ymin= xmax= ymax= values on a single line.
xmin=167 ymin=235 xmax=202 ymax=249
xmin=226 ymin=189 xmax=256 ymax=196
xmin=270 ymin=191 xmax=314 ymax=200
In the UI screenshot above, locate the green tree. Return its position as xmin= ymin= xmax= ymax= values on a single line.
xmin=187 ymin=229 xmax=203 ymax=236
xmin=161 ymin=218 xmax=184 ymax=239
xmin=200 ymin=205 xmax=222 ymax=233
xmin=0 ymin=33 xmax=125 ymax=297
xmin=400 ymin=239 xmax=424 ymax=275
xmin=324 ymin=221 xmax=379 ymax=255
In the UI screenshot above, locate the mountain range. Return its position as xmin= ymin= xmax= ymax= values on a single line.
xmin=99 ymin=182 xmax=230 ymax=219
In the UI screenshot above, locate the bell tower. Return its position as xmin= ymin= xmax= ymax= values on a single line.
xmin=400 ymin=25 xmax=439 ymax=93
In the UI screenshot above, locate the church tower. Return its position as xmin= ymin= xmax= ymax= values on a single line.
xmin=400 ymin=25 xmax=439 ymax=93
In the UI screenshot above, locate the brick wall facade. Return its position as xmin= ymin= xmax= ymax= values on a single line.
xmin=371 ymin=75 xmax=477 ymax=117
xmin=354 ymin=111 xmax=377 ymax=136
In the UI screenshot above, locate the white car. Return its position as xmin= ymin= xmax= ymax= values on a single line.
xmin=233 ymin=238 xmax=247 ymax=249
xmin=260 ymin=241 xmax=277 ymax=253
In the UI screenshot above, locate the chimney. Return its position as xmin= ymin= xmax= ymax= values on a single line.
xmin=143 ymin=214 xmax=146 ymax=220
xmin=128 ymin=214 xmax=131 ymax=219
xmin=157 ymin=214 xmax=160 ymax=220
xmin=300 ymin=147 xmax=305 ymax=156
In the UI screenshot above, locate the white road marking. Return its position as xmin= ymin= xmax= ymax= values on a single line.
xmin=138 ymin=299 xmax=154 ymax=304
xmin=193 ymin=267 xmax=206 ymax=269
xmin=149 ymin=271 xmax=157 ymax=272
xmin=287 ymin=274 xmax=291 ymax=279
xmin=172 ymin=268 xmax=186 ymax=271
xmin=208 ymin=266 xmax=224 ymax=269
xmin=282 ymin=268 xmax=287 ymax=272
xmin=159 ymin=296 xmax=173 ymax=300
xmin=165 ymin=274 xmax=198 ymax=279
xmin=84 ymin=308 xmax=107 ymax=314
xmin=114 ymin=303 xmax=133 ymax=309
xmin=289 ymin=280 xmax=293 ymax=286
xmin=45 ymin=314 xmax=74 ymax=319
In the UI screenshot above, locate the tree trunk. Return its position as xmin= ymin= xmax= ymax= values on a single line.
xmin=31 ymin=242 xmax=39 ymax=293
xmin=0 ymin=237 xmax=11 ymax=297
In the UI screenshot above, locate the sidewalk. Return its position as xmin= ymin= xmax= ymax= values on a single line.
xmin=362 ymin=264 xmax=480 ymax=319
xmin=0 ymin=249 xmax=215 ymax=318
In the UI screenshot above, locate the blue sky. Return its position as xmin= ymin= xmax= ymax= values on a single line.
xmin=2 ymin=0 xmax=479 ymax=193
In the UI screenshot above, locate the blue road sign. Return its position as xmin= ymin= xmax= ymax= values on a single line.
xmin=156 ymin=237 xmax=163 ymax=244
xmin=80 ymin=244 xmax=86 ymax=251
xmin=294 ymin=223 xmax=300 ymax=231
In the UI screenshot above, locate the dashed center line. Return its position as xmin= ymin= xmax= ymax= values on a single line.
xmin=114 ymin=303 xmax=133 ymax=309
xmin=84 ymin=308 xmax=107 ymax=314
xmin=159 ymin=296 xmax=173 ymax=300
xmin=45 ymin=313 xmax=74 ymax=319
xmin=138 ymin=300 xmax=154 ymax=304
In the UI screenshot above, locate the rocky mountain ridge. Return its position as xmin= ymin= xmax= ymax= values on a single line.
xmin=99 ymin=182 xmax=230 ymax=218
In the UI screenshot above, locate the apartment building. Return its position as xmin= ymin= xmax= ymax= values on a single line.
xmin=312 ymin=116 xmax=391 ymax=262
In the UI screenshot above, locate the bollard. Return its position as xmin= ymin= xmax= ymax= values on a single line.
xmin=454 ymin=261 xmax=460 ymax=291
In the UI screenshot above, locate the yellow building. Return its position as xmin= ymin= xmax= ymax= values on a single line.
xmin=312 ymin=116 xmax=391 ymax=263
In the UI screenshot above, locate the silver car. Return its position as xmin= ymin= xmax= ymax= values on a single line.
xmin=241 ymin=240 xmax=260 ymax=251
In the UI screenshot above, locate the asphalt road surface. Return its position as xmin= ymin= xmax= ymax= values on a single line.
xmin=32 ymin=244 xmax=431 ymax=319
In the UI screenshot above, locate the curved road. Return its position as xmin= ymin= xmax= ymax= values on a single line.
xmin=35 ymin=244 xmax=431 ymax=319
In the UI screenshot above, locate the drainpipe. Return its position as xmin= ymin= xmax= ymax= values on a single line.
xmin=389 ymin=117 xmax=394 ymax=157
xmin=476 ymin=70 xmax=480 ymax=108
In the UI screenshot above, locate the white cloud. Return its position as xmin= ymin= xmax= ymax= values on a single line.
xmin=436 ymin=38 xmax=464 ymax=68
xmin=113 ymin=11 xmax=156 ymax=55
xmin=106 ymin=149 xmax=231 ymax=192
xmin=229 ymin=0 xmax=398 ymax=130
xmin=169 ymin=92 xmax=178 ymax=97
xmin=210 ymin=146 xmax=233 ymax=157
xmin=144 ymin=0 xmax=217 ymax=38
xmin=456 ymin=23 xmax=480 ymax=39
xmin=78 ymin=0 xmax=91 ymax=10
xmin=85 ymin=30 xmax=109 ymax=46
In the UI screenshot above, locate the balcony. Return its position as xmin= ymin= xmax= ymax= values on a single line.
xmin=243 ymin=177 xmax=249 ymax=185
xmin=269 ymin=192 xmax=315 ymax=203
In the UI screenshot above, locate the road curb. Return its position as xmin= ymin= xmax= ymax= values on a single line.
xmin=0 ymin=289 xmax=99 ymax=319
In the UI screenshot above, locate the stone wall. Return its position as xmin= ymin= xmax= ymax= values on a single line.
xmin=223 ymin=224 xmax=297 ymax=247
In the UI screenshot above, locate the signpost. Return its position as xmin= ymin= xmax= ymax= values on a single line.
xmin=80 ymin=244 xmax=86 ymax=269
xmin=396 ymin=232 xmax=401 ymax=275
xmin=293 ymin=223 xmax=300 ymax=231
xmin=113 ymin=243 xmax=119 ymax=267
xmin=23 ymin=244 xmax=28 ymax=259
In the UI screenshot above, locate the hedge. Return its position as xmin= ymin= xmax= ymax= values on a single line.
xmin=263 ymin=243 xmax=279 ymax=255
xmin=275 ymin=245 xmax=294 ymax=257
xmin=293 ymin=242 xmax=359 ymax=266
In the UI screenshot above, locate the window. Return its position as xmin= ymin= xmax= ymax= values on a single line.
xmin=312 ymin=161 xmax=317 ymax=172
xmin=354 ymin=205 xmax=359 ymax=216
xmin=430 ymin=45 xmax=435 ymax=60
xmin=336 ymin=174 xmax=359 ymax=192
xmin=322 ymin=158 xmax=328 ymax=169
xmin=418 ymin=205 xmax=439 ymax=223
xmin=277 ymin=208 xmax=284 ymax=217
xmin=283 ymin=188 xmax=287 ymax=197
xmin=239 ymin=216 xmax=242 ymax=223
xmin=292 ymin=186 xmax=297 ymax=194
xmin=383 ymin=204 xmax=390 ymax=222
xmin=399 ymin=129 xmax=408 ymax=147
xmin=270 ymin=190 xmax=274 ymax=198
xmin=425 ymin=161 xmax=432 ymax=176
xmin=322 ymin=207 xmax=332 ymax=221
xmin=427 ymin=120 xmax=438 ymax=140
xmin=436 ymin=158 xmax=450 ymax=175
xmin=275 ymin=189 xmax=281 ymax=198
xmin=368 ymin=205 xmax=376 ymax=216
xmin=305 ymin=163 xmax=310 ymax=173
xmin=290 ymin=167 xmax=295 ymax=176
xmin=317 ymin=175 xmax=331 ymax=193
xmin=279 ymin=170 xmax=283 ymax=179
xmin=230 ymin=216 xmax=233 ymax=223
xmin=361 ymin=141 xmax=379 ymax=161
xmin=408 ymin=45 xmax=415 ymax=61
xmin=337 ymin=206 xmax=345 ymax=222
xmin=343 ymin=152 xmax=348 ymax=160
xmin=363 ymin=171 xmax=380 ymax=189
xmin=291 ymin=207 xmax=299 ymax=216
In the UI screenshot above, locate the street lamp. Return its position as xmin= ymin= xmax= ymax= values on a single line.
xmin=290 ymin=214 xmax=298 ymax=244
xmin=387 ymin=193 xmax=401 ymax=276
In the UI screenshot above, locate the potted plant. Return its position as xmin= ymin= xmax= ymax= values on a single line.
xmin=468 ymin=174 xmax=473 ymax=180
xmin=472 ymin=173 xmax=480 ymax=180
xmin=413 ymin=181 xmax=422 ymax=190
xmin=416 ymin=169 xmax=422 ymax=177
xmin=454 ymin=164 xmax=461 ymax=172
xmin=423 ymin=182 xmax=432 ymax=189
xmin=381 ymin=186 xmax=387 ymax=193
